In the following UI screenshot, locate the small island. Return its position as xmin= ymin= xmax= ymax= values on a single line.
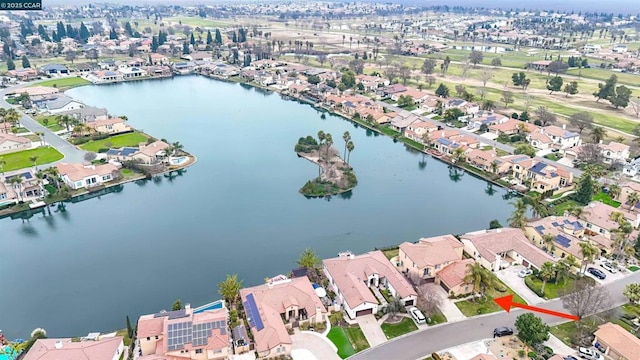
xmin=295 ymin=130 xmax=357 ymax=197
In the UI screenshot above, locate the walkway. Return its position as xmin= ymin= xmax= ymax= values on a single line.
xmin=496 ymin=266 xmax=545 ymax=305
xmin=291 ymin=331 xmax=340 ymax=360
xmin=356 ymin=314 xmax=387 ymax=346
xmin=544 ymin=334 xmax=576 ymax=356
xmin=424 ymin=283 xmax=467 ymax=322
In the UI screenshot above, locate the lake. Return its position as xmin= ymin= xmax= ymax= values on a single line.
xmin=0 ymin=76 xmax=514 ymax=338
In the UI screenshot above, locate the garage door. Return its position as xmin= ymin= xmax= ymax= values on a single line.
xmin=522 ymin=259 xmax=529 ymax=267
xmin=356 ymin=309 xmax=373 ymax=317
xmin=440 ymin=282 xmax=451 ymax=293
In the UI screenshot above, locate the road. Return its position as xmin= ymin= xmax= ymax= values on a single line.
xmin=380 ymin=101 xmax=583 ymax=178
xmin=349 ymin=271 xmax=639 ymax=360
xmin=0 ymin=84 xmax=86 ymax=165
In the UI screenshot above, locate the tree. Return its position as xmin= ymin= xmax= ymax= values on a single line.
xmin=435 ymin=83 xmax=449 ymax=98
xmin=182 ymin=41 xmax=189 ymax=54
xmin=491 ymin=58 xmax=502 ymax=67
xmin=514 ymin=144 xmax=536 ymax=157
xmin=6 ymin=58 xmax=15 ymax=71
xmin=348 ymin=59 xmax=364 ymax=74
xmin=574 ymin=174 xmax=594 ymax=206
xmin=501 ymin=91 xmax=514 ymax=108
xmin=126 ymin=315 xmax=133 ymax=338
xmin=594 ymin=75 xmax=617 ymax=102
xmin=515 ymin=313 xmax=550 ymax=347
xmin=539 ymin=262 xmax=556 ymax=295
xmin=569 ymin=112 xmax=593 ymax=134
xmin=547 ymin=60 xmax=569 ymax=75
xmin=508 ymin=198 xmax=528 ymax=228
xmin=218 ymin=274 xmax=243 ymax=305
xmin=172 ymin=299 xmax=183 ymax=311
xmin=426 ymin=76 xmax=436 ymax=88
xmin=416 ymin=283 xmax=443 ymax=317
xmin=384 ymin=296 xmax=405 ymax=320
xmin=590 ymin=126 xmax=607 ymax=144
xmin=489 ymin=219 xmax=502 ymax=229
xmin=454 ymin=85 xmax=466 ymax=97
xmin=297 ymin=248 xmax=321 ymax=269
xmin=398 ymin=65 xmax=411 ymax=85
xmin=564 ymin=81 xmax=579 ymax=97
xmin=463 ymin=262 xmax=499 ymax=299
xmin=481 ymin=100 xmax=495 ymax=111
xmin=480 ymin=69 xmax=494 ymax=87
xmin=624 ymin=283 xmax=640 ymax=304
xmin=561 ymin=280 xmax=612 ymax=320
xmin=578 ymin=242 xmax=599 ymax=274
xmin=64 ymin=51 xmax=77 ymax=64
xmin=444 ymin=108 xmax=464 ymax=122
xmin=608 ymin=85 xmax=632 ymax=108
xmin=627 ymin=191 xmax=640 ymax=210
xmin=342 ymin=131 xmax=351 ymax=160
xmin=577 ymin=143 xmax=603 ymax=164
xmin=29 ymin=155 xmax=38 ymax=170
xmin=547 ymin=76 xmax=563 ymax=94
xmin=534 ymin=106 xmax=556 ymax=126
xmin=79 ymin=22 xmax=90 ymax=43
xmin=421 ymin=58 xmax=436 ymax=76
xmin=214 ymin=29 xmax=222 ymax=44
xmin=469 ymin=50 xmax=483 ymax=67
xmin=512 ymin=72 xmax=528 ymax=89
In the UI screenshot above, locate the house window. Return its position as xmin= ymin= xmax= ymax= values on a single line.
xmin=195 ymin=349 xmax=203 ymax=354
xmin=146 ymin=337 xmax=150 ymax=341
xmin=423 ymin=268 xmax=429 ymax=276
xmin=586 ymin=223 xmax=592 ymax=229
xmin=102 ymin=175 xmax=111 ymax=181
xmin=599 ymin=228 xmax=605 ymax=234
xmin=0 ymin=193 xmax=5 ymax=200
xmin=155 ymin=336 xmax=158 ymax=340
xmin=435 ymin=264 xmax=440 ymax=270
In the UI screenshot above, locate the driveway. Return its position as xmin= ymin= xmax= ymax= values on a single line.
xmin=291 ymin=332 xmax=340 ymax=360
xmin=439 ymin=339 xmax=490 ymax=360
xmin=586 ymin=258 xmax=629 ymax=285
xmin=424 ymin=283 xmax=466 ymax=322
xmin=355 ymin=314 xmax=387 ymax=346
xmin=495 ymin=265 xmax=544 ymax=305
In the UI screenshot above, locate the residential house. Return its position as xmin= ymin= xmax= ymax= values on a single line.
xmin=526 ymin=161 xmax=574 ymax=193
xmin=593 ymin=322 xmax=640 ymax=360
xmin=505 ymin=155 xmax=536 ymax=183
xmin=436 ymin=258 xmax=475 ymax=296
xmin=402 ymin=88 xmax=431 ymax=103
xmin=133 ymin=140 xmax=170 ymax=164
xmin=86 ymin=118 xmax=131 ymax=134
xmin=98 ymin=59 xmax=117 ymax=70
xmin=618 ymin=181 xmax=640 ymax=208
xmin=35 ymin=94 xmax=84 ymax=114
xmin=471 ymin=355 xmax=498 ymax=360
xmin=389 ymin=112 xmax=420 ymax=132
xmin=528 ymin=125 xmax=581 ymax=150
xmin=378 ymin=84 xmax=407 ymax=99
xmin=623 ymin=158 xmax=640 ymax=177
xmin=22 ymin=337 xmax=124 ymax=360
xmin=173 ymin=62 xmax=196 ymax=75
xmin=58 ymin=106 xmax=109 ymax=123
xmin=527 ymin=60 xmax=552 ymax=71
xmin=75 ymin=62 xmax=96 ymax=75
xmin=137 ymin=305 xmax=230 ymax=360
xmin=460 ymin=228 xmax=555 ymax=271
xmin=105 ymin=147 xmax=139 ymax=162
xmin=466 ymin=148 xmax=499 ymax=173
xmin=0 ymin=179 xmax=17 ymax=206
xmin=355 ymin=74 xmax=389 ymax=91
xmin=580 ymin=201 xmax=640 ymax=240
xmin=525 ymin=216 xmax=589 ymax=260
xmin=324 ymin=250 xmax=417 ymax=319
xmin=185 ymin=51 xmax=213 ymax=62
xmin=56 ymin=162 xmax=121 ymax=190
xmin=119 ymin=67 xmax=148 ymax=79
xmin=11 ymin=86 xmax=59 ymax=98
xmin=1 ymin=170 xmax=44 ymax=204
xmin=470 ymin=113 xmax=508 ymax=129
xmin=489 ymin=118 xmax=538 ymax=136
xmin=87 ymin=70 xmax=124 ymax=84
xmin=6 ymin=68 xmax=38 ymax=81
xmin=397 ymin=234 xmax=464 ymax=281
xmin=403 ymin=121 xmax=438 ymax=143
xmin=600 ymin=141 xmax=630 ymax=164
xmin=149 ymin=53 xmax=168 ymax=65
xmin=39 ymin=63 xmax=70 ymax=75
xmin=0 ymin=122 xmax=10 ymax=134
xmin=420 ymin=96 xmax=441 ymax=113
xmin=0 ymin=133 xmax=31 ymax=154
xmin=239 ymin=276 xmax=327 ymax=358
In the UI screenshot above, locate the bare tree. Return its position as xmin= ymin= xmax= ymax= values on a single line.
xmin=426 ymin=76 xmax=436 ymax=88
xmin=535 ymin=106 xmax=557 ymax=126
xmin=630 ymin=101 xmax=640 ymax=118
xmin=480 ymin=69 xmax=494 ymax=87
xmin=577 ymin=143 xmax=603 ymax=164
xmin=524 ymin=95 xmax=536 ymax=112
xmin=460 ymin=59 xmax=471 ymax=80
xmin=477 ymin=87 xmax=488 ymax=100
xmin=417 ymin=284 xmax=443 ymax=318
xmin=561 ymin=280 xmax=612 ymax=320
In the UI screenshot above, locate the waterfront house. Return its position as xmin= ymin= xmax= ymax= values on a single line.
xmin=137 ymin=305 xmax=230 ymax=360
xmin=6 ymin=68 xmax=38 ymax=81
xmin=87 ymin=70 xmax=124 ymax=84
xmin=58 ymin=106 xmax=109 ymax=124
xmin=0 ymin=133 xmax=31 ymax=154
xmin=397 ymin=234 xmax=464 ymax=281
xmin=56 ymin=162 xmax=121 ymax=190
xmin=106 ymin=147 xmax=139 ymax=162
xmin=133 ymin=140 xmax=171 ymax=164
xmin=98 ymin=59 xmax=117 ymax=70
xmin=502 ymin=155 xmax=535 ymax=182
xmin=9 ymin=86 xmax=59 ymax=98
xmin=149 ymin=53 xmax=168 ymax=65
xmin=580 ymin=202 xmax=640 ymax=240
xmin=465 ymin=148 xmax=499 ymax=173
xmin=118 ymin=66 xmax=148 ymax=79
xmin=22 ymin=336 xmax=124 ymax=360
xmin=39 ymin=63 xmax=70 ymax=75
xmin=323 ymin=250 xmax=417 ymax=319
xmin=593 ymin=322 xmax=640 ymax=360
xmin=436 ymin=258 xmax=475 ymax=296
xmin=525 ymin=161 xmax=573 ymax=193
xmin=1 ymin=170 xmax=43 ymax=204
xmin=460 ymin=228 xmax=555 ymax=271
xmin=86 ymin=117 xmax=130 ymax=135
xmin=403 ymin=121 xmax=438 ymax=143
xmin=525 ymin=216 xmax=588 ymax=260
xmin=35 ymin=94 xmax=84 ymax=114
xmin=239 ymin=276 xmax=327 ymax=358
xmin=0 ymin=179 xmax=17 ymax=206
xmin=75 ymin=62 xmax=96 ymax=75
xmin=389 ymin=112 xmax=420 ymax=132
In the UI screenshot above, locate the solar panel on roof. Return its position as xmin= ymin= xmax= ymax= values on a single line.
xmin=555 ymin=234 xmax=571 ymax=248
xmin=534 ymin=225 xmax=545 ymax=234
xmin=244 ymin=293 xmax=265 ymax=331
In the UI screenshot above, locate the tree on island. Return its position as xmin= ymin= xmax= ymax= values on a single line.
xmin=346 ymin=141 xmax=354 ymax=165
xmin=342 ymin=131 xmax=351 ymax=160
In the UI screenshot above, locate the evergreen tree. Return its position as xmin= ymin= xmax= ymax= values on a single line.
xmin=79 ymin=22 xmax=90 ymax=43
xmin=56 ymin=21 xmax=66 ymax=38
xmin=238 ymin=28 xmax=246 ymax=42
xmin=37 ymin=24 xmax=50 ymax=42
xmin=563 ymin=81 xmax=579 ymax=97
xmin=158 ymin=31 xmax=167 ymax=45
xmin=574 ymin=174 xmax=594 ymax=205
xmin=151 ymin=36 xmax=158 ymax=52
xmin=190 ymin=33 xmax=195 ymax=45
xmin=51 ymin=30 xmax=58 ymax=42
xmin=547 ymin=76 xmax=563 ymax=94
xmin=206 ymin=30 xmax=213 ymax=44
xmin=3 ymin=42 xmax=10 ymax=57
xmin=243 ymin=54 xmax=251 ymax=67
xmin=126 ymin=316 xmax=133 ymax=338
xmin=594 ymin=75 xmax=617 ymax=102
xmin=66 ymin=24 xmax=75 ymax=39
xmin=214 ymin=29 xmax=222 ymax=44
xmin=6 ymin=58 xmax=15 ymax=71
xmin=124 ymin=22 xmax=133 ymax=36
xmin=435 ymin=83 xmax=450 ymax=98
xmin=109 ymin=28 xmax=118 ymax=40
xmin=182 ymin=41 xmax=189 ymax=55
xmin=231 ymin=31 xmax=237 ymax=43
xmin=21 ymin=55 xmax=30 ymax=68
xmin=608 ymin=85 xmax=632 ymax=108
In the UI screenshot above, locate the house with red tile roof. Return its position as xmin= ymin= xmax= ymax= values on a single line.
xmin=22 ymin=336 xmax=124 ymax=360
xmin=323 ymin=250 xmax=417 ymax=319
xmin=137 ymin=305 xmax=230 ymax=360
xmin=398 ymin=234 xmax=464 ymax=281
xmin=526 ymin=161 xmax=574 ymax=193
xmin=403 ymin=121 xmax=438 ymax=143
xmin=460 ymin=228 xmax=555 ymax=271
xmin=618 ymin=181 xmax=640 ymax=209
xmin=0 ymin=133 xmax=31 ymax=154
xmin=239 ymin=276 xmax=327 ymax=358
xmin=528 ymin=124 xmax=581 ymax=150
xmin=56 ymin=162 xmax=121 ymax=190
xmin=402 ymin=88 xmax=431 ymax=103
xmin=133 ymin=140 xmax=170 ymax=164
xmin=471 ymin=355 xmax=497 ymax=360
xmin=355 ymin=74 xmax=389 ymax=91
xmin=600 ymin=141 xmax=630 ymax=164
xmin=593 ymin=322 xmax=640 ymax=360
xmin=489 ymin=118 xmax=538 ymax=136
xmin=466 ymin=148 xmax=499 ymax=173
xmin=525 ymin=216 xmax=589 ymax=260
xmin=580 ymin=201 xmax=640 ymax=240
xmin=85 ymin=117 xmax=131 ymax=135
xmin=436 ymin=258 xmax=475 ymax=296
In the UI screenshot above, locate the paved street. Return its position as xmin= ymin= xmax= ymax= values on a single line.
xmin=349 ymin=270 xmax=640 ymax=360
xmin=0 ymin=84 xmax=87 ymax=166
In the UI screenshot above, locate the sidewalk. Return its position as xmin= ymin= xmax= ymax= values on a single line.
xmin=425 ymin=283 xmax=467 ymax=322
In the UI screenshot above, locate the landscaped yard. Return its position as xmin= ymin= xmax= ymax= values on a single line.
xmin=36 ymin=115 xmax=66 ymax=132
xmin=544 ymin=153 xmax=561 ymax=161
xmin=455 ymin=280 xmax=528 ymax=317
xmin=80 ymin=133 xmax=150 ymax=152
xmin=551 ymin=199 xmax=581 ymax=216
xmin=628 ymin=266 xmax=640 ymax=272
xmin=525 ymin=276 xmax=578 ymax=299
xmin=380 ymin=246 xmax=399 ymax=260
xmin=327 ymin=326 xmax=369 ymax=359
xmin=593 ymin=191 xmax=621 ymax=208
xmin=0 ymin=147 xmax=64 ymax=172
xmin=380 ymin=317 xmax=418 ymax=339
xmin=31 ymin=77 xmax=91 ymax=90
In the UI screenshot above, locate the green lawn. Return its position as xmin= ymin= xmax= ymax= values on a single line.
xmin=380 ymin=317 xmax=418 ymax=339
xmin=327 ymin=326 xmax=369 ymax=359
xmin=31 ymin=77 xmax=91 ymax=90
xmin=455 ymin=279 xmax=527 ymax=317
xmin=544 ymin=153 xmax=561 ymax=161
xmin=80 ymin=133 xmax=150 ymax=152
xmin=525 ymin=276 xmax=577 ymax=299
xmin=115 ymin=329 xmax=132 ymax=346
xmin=593 ymin=191 xmax=621 ymax=208
xmin=380 ymin=246 xmax=399 ymax=260
xmin=0 ymin=147 xmax=64 ymax=172
xmin=36 ymin=115 xmax=65 ymax=132
xmin=629 ymin=266 xmax=640 ymax=272
xmin=164 ymin=16 xmax=230 ymax=28
xmin=551 ymin=199 xmax=580 ymax=216
xmin=379 ymin=125 xmax=401 ymax=137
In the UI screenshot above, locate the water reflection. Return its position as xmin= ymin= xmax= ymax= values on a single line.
xmin=485 ymin=182 xmax=496 ymax=196
xmin=418 ymin=154 xmax=427 ymax=171
xmin=448 ymin=165 xmax=464 ymax=182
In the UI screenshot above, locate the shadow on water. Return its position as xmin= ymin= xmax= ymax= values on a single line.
xmin=418 ymin=154 xmax=428 ymax=171
xmin=485 ymin=182 xmax=496 ymax=196
xmin=253 ymin=87 xmax=273 ymax=97
xmin=448 ymin=165 xmax=464 ymax=183
xmin=239 ymin=83 xmax=253 ymax=91
xmin=303 ymin=189 xmax=354 ymax=201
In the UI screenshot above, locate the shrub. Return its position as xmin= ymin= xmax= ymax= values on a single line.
xmin=528 ymin=352 xmax=538 ymax=359
xmin=524 ymin=276 xmax=545 ymax=297
xmin=431 ymin=353 xmax=442 ymax=360
xmin=98 ymin=148 xmax=109 ymax=153
xmin=510 ymin=135 xmax=522 ymax=142
xmin=329 ymin=312 xmax=343 ymax=326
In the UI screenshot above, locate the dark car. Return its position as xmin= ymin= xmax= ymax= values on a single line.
xmin=493 ymin=327 xmax=514 ymax=337
xmin=587 ymin=267 xmax=606 ymax=280
xmin=564 ymin=356 xmax=579 ymax=360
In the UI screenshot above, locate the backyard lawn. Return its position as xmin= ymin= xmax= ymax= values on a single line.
xmin=593 ymin=191 xmax=621 ymax=208
xmin=31 ymin=77 xmax=91 ymax=90
xmin=0 ymin=147 xmax=64 ymax=172
xmin=551 ymin=199 xmax=580 ymax=216
xmin=455 ymin=280 xmax=528 ymax=317
xmin=380 ymin=246 xmax=399 ymax=260
xmin=327 ymin=326 xmax=369 ymax=359
xmin=80 ymin=133 xmax=150 ymax=152
xmin=380 ymin=317 xmax=418 ymax=339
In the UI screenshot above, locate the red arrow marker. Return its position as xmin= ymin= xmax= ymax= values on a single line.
xmin=494 ymin=295 xmax=579 ymax=321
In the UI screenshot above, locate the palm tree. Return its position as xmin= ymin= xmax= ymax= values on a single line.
xmin=453 ymin=147 xmax=465 ymax=163
xmin=342 ymin=131 xmax=351 ymax=160
xmin=171 ymin=142 xmax=184 ymax=155
xmin=490 ymin=161 xmax=499 ymax=175
xmin=555 ymin=256 xmax=575 ymax=285
xmin=297 ymin=248 xmax=321 ymax=269
xmin=579 ymin=242 xmax=599 ymax=274
xmin=324 ymin=133 xmax=333 ymax=161
xmin=508 ymin=198 xmax=528 ymax=228
xmin=56 ymin=114 xmax=73 ymax=131
xmin=4 ymin=108 xmax=20 ymax=128
xmin=542 ymin=233 xmax=555 ymax=253
xmin=28 ymin=155 xmax=38 ymax=171
xmin=218 ymin=273 xmax=243 ymax=307
xmin=527 ymin=193 xmax=549 ymax=218
xmin=9 ymin=176 xmax=24 ymax=202
xmin=590 ymin=126 xmax=607 ymax=144
xmin=463 ymin=262 xmax=498 ymax=300
xmin=45 ymin=167 xmax=60 ymax=190
xmin=72 ymin=124 xmax=85 ymax=136
xmin=346 ymin=140 xmax=354 ymax=165
xmin=566 ymin=204 xmax=589 ymax=219
xmin=539 ymin=262 xmax=556 ymax=295
xmin=627 ymin=191 xmax=640 ymax=210
xmin=609 ymin=184 xmax=621 ymax=200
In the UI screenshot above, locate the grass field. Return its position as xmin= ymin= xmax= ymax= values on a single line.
xmin=165 ymin=16 xmax=231 ymax=28
xmin=455 ymin=279 xmax=527 ymax=317
xmin=79 ymin=133 xmax=150 ymax=152
xmin=327 ymin=326 xmax=369 ymax=359
xmin=31 ymin=77 xmax=91 ymax=90
xmin=380 ymin=317 xmax=418 ymax=339
xmin=0 ymin=147 xmax=64 ymax=172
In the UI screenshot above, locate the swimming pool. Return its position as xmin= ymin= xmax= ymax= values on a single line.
xmin=169 ymin=156 xmax=188 ymax=165
xmin=193 ymin=299 xmax=225 ymax=314
xmin=0 ymin=347 xmax=16 ymax=360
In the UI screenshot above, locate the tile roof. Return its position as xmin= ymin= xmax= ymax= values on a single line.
xmin=526 ymin=216 xmax=585 ymax=259
xmin=437 ymin=259 xmax=474 ymax=289
xmin=138 ymin=141 xmax=169 ymax=157
xmin=0 ymin=132 xmax=31 ymax=145
xmin=22 ymin=337 xmax=123 ymax=360
xmin=323 ymin=251 xmax=416 ymax=310
xmin=543 ymin=125 xmax=579 ymax=139
xmin=594 ymin=322 xmax=640 ymax=360
xmin=471 ymin=355 xmax=498 ymax=360
xmin=399 ymin=234 xmax=463 ymax=269
xmin=56 ymin=163 xmax=119 ymax=182
xmin=601 ymin=141 xmax=630 ymax=154
xmin=581 ymin=202 xmax=637 ymax=232
xmin=462 ymin=228 xmax=554 ymax=268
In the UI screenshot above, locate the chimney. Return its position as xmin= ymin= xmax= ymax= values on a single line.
xmin=185 ymin=303 xmax=191 ymax=310
xmin=496 ymin=228 xmax=502 ymax=233
xmin=55 ymin=341 xmax=63 ymax=349
xmin=540 ymin=128 xmax=544 ymax=134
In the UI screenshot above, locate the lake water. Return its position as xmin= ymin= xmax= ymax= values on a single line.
xmin=0 ymin=76 xmax=513 ymax=338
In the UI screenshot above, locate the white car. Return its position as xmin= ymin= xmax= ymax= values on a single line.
xmin=518 ymin=268 xmax=533 ymax=278
xmin=409 ymin=307 xmax=426 ymax=324
xmin=578 ymin=347 xmax=603 ymax=360
xmin=600 ymin=262 xmax=618 ymax=273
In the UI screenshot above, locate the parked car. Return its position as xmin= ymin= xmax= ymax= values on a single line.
xmin=600 ymin=262 xmax=618 ymax=273
xmin=578 ymin=347 xmax=603 ymax=360
xmin=587 ymin=267 xmax=606 ymax=280
xmin=518 ymin=268 xmax=533 ymax=278
xmin=409 ymin=307 xmax=426 ymax=324
xmin=493 ymin=327 xmax=514 ymax=337
xmin=551 ymin=148 xmax=560 ymax=153
xmin=564 ymin=356 xmax=579 ymax=360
